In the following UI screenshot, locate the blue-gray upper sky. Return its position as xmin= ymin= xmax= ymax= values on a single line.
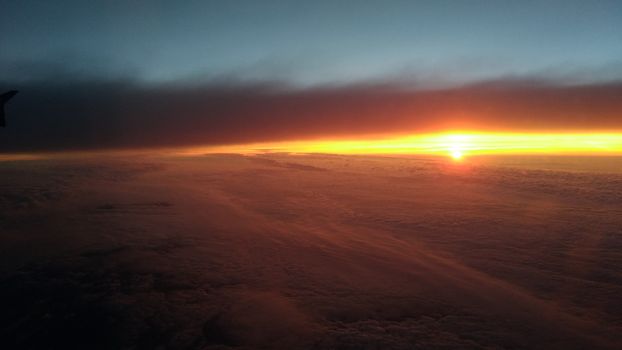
xmin=2 ymin=0 xmax=621 ymax=85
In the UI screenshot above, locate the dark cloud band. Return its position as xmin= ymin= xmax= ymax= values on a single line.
xmin=1 ymin=78 xmax=622 ymax=153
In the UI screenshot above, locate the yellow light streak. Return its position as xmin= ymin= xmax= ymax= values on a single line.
xmin=185 ymin=132 xmax=622 ymax=158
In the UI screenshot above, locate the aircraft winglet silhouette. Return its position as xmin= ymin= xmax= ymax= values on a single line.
xmin=1 ymin=90 xmax=18 ymax=127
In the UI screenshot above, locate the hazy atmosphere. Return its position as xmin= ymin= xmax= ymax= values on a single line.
xmin=1 ymin=1 xmax=622 ymax=349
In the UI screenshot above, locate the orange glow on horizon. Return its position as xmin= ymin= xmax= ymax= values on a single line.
xmin=183 ymin=132 xmax=622 ymax=159
xmin=3 ymin=132 xmax=622 ymax=161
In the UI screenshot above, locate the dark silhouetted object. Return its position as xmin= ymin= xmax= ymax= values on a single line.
xmin=1 ymin=90 xmax=18 ymax=127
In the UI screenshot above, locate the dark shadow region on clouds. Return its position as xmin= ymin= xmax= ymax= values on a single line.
xmin=2 ymin=71 xmax=622 ymax=153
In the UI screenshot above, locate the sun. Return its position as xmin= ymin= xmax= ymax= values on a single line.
xmin=449 ymin=142 xmax=465 ymax=160
xmin=450 ymin=149 xmax=463 ymax=160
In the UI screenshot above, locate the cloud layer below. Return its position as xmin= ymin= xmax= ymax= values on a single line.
xmin=1 ymin=154 xmax=622 ymax=348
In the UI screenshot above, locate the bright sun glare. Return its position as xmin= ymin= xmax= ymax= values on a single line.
xmin=447 ymin=135 xmax=469 ymax=160
xmin=450 ymin=149 xmax=463 ymax=160
xmin=184 ymin=132 xmax=622 ymax=158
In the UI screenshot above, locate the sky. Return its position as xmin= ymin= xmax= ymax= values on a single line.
xmin=2 ymin=0 xmax=622 ymax=85
xmin=1 ymin=1 xmax=622 ymax=153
